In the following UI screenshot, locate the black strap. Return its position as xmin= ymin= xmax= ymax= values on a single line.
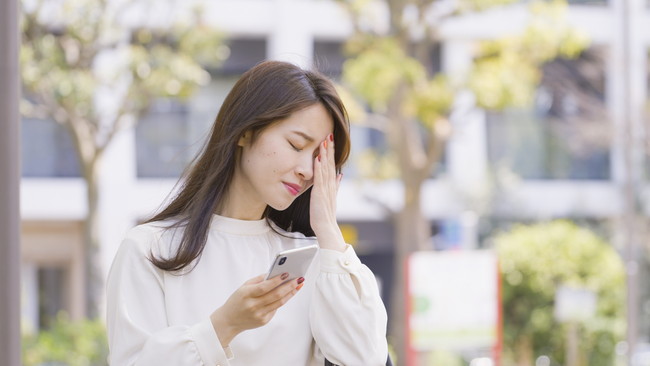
xmin=325 ymin=355 xmax=393 ymax=366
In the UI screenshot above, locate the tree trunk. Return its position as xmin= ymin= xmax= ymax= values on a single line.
xmin=390 ymin=180 xmax=431 ymax=366
xmin=82 ymin=157 xmax=102 ymax=319
xmin=515 ymin=335 xmax=534 ymax=366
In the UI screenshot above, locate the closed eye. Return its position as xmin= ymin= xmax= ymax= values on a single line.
xmin=288 ymin=141 xmax=302 ymax=152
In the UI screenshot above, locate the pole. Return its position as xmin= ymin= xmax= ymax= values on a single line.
xmin=0 ymin=0 xmax=22 ymax=364
xmin=620 ymin=0 xmax=644 ymax=362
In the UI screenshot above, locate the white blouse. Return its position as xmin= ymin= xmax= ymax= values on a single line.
xmin=106 ymin=215 xmax=388 ymax=366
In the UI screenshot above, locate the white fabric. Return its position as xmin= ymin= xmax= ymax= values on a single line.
xmin=106 ymin=215 xmax=388 ymax=366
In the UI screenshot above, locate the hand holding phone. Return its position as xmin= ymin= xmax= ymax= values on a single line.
xmin=266 ymin=244 xmax=318 ymax=284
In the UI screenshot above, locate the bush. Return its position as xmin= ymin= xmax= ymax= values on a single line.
xmin=22 ymin=313 xmax=108 ymax=366
xmin=493 ymin=220 xmax=625 ymax=366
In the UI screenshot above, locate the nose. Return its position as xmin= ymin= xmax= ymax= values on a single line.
xmin=294 ymin=153 xmax=314 ymax=182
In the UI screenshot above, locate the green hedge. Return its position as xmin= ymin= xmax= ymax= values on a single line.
xmin=22 ymin=313 xmax=108 ymax=366
xmin=493 ymin=220 xmax=625 ymax=366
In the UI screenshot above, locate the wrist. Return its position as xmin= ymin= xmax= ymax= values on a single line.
xmin=315 ymin=226 xmax=347 ymax=252
xmin=210 ymin=309 xmax=239 ymax=348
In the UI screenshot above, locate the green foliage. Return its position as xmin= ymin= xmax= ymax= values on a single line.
xmin=343 ymin=36 xmax=454 ymax=124
xmin=493 ymin=220 xmax=625 ymax=365
xmin=458 ymin=0 xmax=520 ymax=13
xmin=22 ymin=314 xmax=108 ymax=366
xmin=343 ymin=37 xmax=427 ymax=113
xmin=20 ymin=0 xmax=225 ymax=124
xmin=357 ymin=149 xmax=401 ymax=180
xmin=470 ymin=0 xmax=589 ymax=109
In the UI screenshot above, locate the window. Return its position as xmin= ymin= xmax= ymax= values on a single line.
xmin=135 ymin=99 xmax=192 ymax=178
xmin=314 ymin=41 xmax=346 ymax=79
xmin=22 ymin=118 xmax=82 ymax=178
xmin=135 ymin=38 xmax=267 ymax=178
xmin=37 ymin=267 xmax=67 ymax=329
xmin=487 ymin=48 xmax=610 ymax=180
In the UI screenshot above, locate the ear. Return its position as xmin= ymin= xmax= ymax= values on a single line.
xmin=238 ymin=131 xmax=251 ymax=147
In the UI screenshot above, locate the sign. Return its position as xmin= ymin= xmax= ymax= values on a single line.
xmin=408 ymin=250 xmax=499 ymax=351
xmin=554 ymin=285 xmax=597 ymax=323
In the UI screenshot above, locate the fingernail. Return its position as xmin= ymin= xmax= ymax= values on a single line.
xmin=324 ymin=140 xmax=328 ymax=149
xmin=329 ymin=133 xmax=334 ymax=141
xmin=281 ymin=273 xmax=289 ymax=280
xmin=297 ymin=277 xmax=305 ymax=284
xmin=317 ymin=155 xmax=321 ymax=162
xmin=296 ymin=283 xmax=304 ymax=291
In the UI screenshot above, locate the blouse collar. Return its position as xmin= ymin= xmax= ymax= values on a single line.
xmin=210 ymin=214 xmax=271 ymax=235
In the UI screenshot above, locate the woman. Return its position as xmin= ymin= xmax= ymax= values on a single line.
xmin=106 ymin=61 xmax=388 ymax=365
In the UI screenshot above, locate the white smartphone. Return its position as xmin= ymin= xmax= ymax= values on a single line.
xmin=266 ymin=244 xmax=319 ymax=283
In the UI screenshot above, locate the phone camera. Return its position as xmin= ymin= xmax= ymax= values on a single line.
xmin=279 ymin=257 xmax=287 ymax=265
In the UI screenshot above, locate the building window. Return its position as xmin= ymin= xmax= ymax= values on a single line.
xmin=136 ymin=38 xmax=267 ymax=178
xmin=22 ymin=118 xmax=82 ymax=178
xmin=215 ymin=38 xmax=267 ymax=76
xmin=136 ymin=99 xmax=192 ymax=178
xmin=37 ymin=267 xmax=67 ymax=329
xmin=487 ymin=47 xmax=610 ymax=180
xmin=314 ymin=41 xmax=346 ymax=79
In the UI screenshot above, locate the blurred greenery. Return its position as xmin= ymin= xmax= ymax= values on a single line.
xmin=22 ymin=314 xmax=108 ymax=366
xmin=493 ymin=220 xmax=625 ymax=366
xmin=470 ymin=0 xmax=589 ymax=110
xmin=338 ymin=0 xmax=589 ymax=362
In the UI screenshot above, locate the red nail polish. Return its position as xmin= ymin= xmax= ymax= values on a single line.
xmin=317 ymin=155 xmax=321 ymax=162
xmin=324 ymin=140 xmax=328 ymax=149
xmin=297 ymin=277 xmax=305 ymax=284
xmin=329 ymin=134 xmax=334 ymax=141
xmin=296 ymin=283 xmax=304 ymax=291
xmin=281 ymin=272 xmax=289 ymax=280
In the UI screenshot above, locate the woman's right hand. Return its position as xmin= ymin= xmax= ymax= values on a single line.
xmin=210 ymin=273 xmax=304 ymax=347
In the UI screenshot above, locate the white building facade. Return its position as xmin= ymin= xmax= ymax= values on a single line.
xmin=20 ymin=0 xmax=650 ymax=340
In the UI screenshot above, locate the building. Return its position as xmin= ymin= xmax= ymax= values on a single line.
xmin=20 ymin=0 xmax=649 ymax=343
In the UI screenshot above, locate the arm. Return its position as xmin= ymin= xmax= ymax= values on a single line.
xmin=310 ymin=246 xmax=389 ymax=366
xmin=309 ymin=135 xmax=389 ymax=365
xmin=106 ymin=226 xmax=231 ymax=366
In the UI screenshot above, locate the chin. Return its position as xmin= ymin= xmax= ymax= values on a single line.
xmin=268 ymin=200 xmax=294 ymax=212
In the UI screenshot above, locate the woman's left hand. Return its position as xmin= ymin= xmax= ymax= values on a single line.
xmin=310 ymin=134 xmax=346 ymax=252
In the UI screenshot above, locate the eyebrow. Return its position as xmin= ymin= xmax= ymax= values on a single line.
xmin=290 ymin=130 xmax=315 ymax=142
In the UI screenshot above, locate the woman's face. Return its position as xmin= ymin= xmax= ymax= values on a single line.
xmin=230 ymin=103 xmax=334 ymax=218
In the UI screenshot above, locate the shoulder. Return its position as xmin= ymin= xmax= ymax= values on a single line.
xmin=119 ymin=220 xmax=182 ymax=260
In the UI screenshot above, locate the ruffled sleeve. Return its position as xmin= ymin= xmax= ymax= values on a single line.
xmin=106 ymin=226 xmax=233 ymax=366
xmin=310 ymin=245 xmax=389 ymax=366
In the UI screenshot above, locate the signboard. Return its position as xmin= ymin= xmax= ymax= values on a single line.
xmin=554 ymin=285 xmax=597 ymax=323
xmin=408 ymin=250 xmax=500 ymax=351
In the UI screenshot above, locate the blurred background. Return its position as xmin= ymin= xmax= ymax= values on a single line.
xmin=10 ymin=0 xmax=650 ymax=365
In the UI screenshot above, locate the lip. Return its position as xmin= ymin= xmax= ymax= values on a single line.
xmin=283 ymin=182 xmax=301 ymax=196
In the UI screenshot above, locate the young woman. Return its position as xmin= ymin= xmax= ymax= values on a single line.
xmin=106 ymin=61 xmax=389 ymax=365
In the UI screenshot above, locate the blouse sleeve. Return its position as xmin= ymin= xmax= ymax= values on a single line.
xmin=106 ymin=226 xmax=233 ymax=366
xmin=310 ymin=245 xmax=389 ymax=366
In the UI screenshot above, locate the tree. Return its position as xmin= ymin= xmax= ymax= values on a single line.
xmin=336 ymin=0 xmax=587 ymax=362
xmin=493 ymin=220 xmax=625 ymax=366
xmin=20 ymin=0 xmax=226 ymax=317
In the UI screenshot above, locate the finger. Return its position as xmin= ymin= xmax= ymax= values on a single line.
xmin=327 ymin=133 xmax=336 ymax=171
xmin=258 ymin=278 xmax=305 ymax=313
xmin=244 ymin=274 xmax=266 ymax=285
xmin=256 ymin=277 xmax=304 ymax=306
xmin=249 ymin=273 xmax=289 ymax=297
xmin=319 ymin=139 xmax=331 ymax=182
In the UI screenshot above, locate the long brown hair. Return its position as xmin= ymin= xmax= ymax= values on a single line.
xmin=147 ymin=61 xmax=351 ymax=272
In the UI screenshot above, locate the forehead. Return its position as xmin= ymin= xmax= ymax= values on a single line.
xmin=270 ymin=103 xmax=334 ymax=137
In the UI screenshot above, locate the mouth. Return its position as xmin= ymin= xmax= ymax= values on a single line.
xmin=282 ymin=182 xmax=301 ymax=196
